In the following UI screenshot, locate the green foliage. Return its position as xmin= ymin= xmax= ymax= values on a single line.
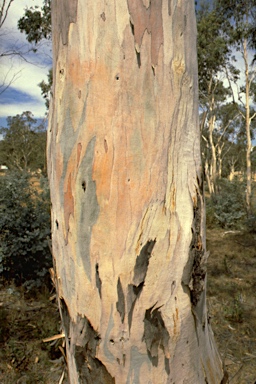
xmin=18 ymin=0 xmax=51 ymax=44
xmin=38 ymin=69 xmax=52 ymax=110
xmin=206 ymin=179 xmax=247 ymax=228
xmin=0 ymin=171 xmax=52 ymax=287
xmin=0 ymin=111 xmax=47 ymax=172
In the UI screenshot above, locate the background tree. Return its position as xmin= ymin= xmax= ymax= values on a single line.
xmin=18 ymin=0 xmax=52 ymax=108
xmin=48 ymin=0 xmax=225 ymax=382
xmin=0 ymin=111 xmax=47 ymax=171
xmin=18 ymin=0 xmax=51 ymax=44
xmin=216 ymin=0 xmax=256 ymax=213
xmin=197 ymin=3 xmax=236 ymax=193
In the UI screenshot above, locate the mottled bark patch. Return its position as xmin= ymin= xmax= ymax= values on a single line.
xmin=127 ymin=0 xmax=164 ymax=67
xmin=143 ymin=305 xmax=170 ymax=363
xmin=72 ymin=316 xmax=115 ymax=383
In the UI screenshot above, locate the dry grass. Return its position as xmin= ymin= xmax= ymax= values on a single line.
xmin=207 ymin=228 xmax=256 ymax=384
xmin=0 ymin=286 xmax=68 ymax=384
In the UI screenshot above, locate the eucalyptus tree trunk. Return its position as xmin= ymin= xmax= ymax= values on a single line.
xmin=47 ymin=0 xmax=225 ymax=382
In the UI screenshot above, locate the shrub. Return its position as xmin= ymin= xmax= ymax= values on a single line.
xmin=206 ymin=178 xmax=247 ymax=229
xmin=0 ymin=171 xmax=52 ymax=287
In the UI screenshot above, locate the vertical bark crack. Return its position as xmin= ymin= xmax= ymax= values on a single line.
xmin=95 ymin=263 xmax=102 ymax=298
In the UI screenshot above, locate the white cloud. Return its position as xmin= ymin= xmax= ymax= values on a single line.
xmin=0 ymin=101 xmax=47 ymax=118
xmin=0 ymin=0 xmax=51 ymax=119
xmin=0 ymin=54 xmax=50 ymax=97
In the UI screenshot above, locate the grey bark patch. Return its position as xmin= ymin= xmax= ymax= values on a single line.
xmin=143 ymin=305 xmax=170 ymax=360
xmin=77 ymin=137 xmax=100 ymax=280
xmin=116 ymin=277 xmax=125 ymax=323
xmin=127 ymin=346 xmax=150 ymax=384
xmin=95 ymin=263 xmax=102 ymax=298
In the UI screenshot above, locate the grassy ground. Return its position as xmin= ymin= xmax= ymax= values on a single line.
xmin=207 ymin=228 xmax=256 ymax=383
xmin=0 ymin=229 xmax=255 ymax=383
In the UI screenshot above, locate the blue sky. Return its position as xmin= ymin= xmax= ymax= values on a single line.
xmin=0 ymin=0 xmax=51 ymax=128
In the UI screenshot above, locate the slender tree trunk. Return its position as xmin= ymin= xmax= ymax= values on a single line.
xmin=217 ymin=144 xmax=224 ymax=179
xmin=48 ymin=1 xmax=224 ymax=382
xmin=228 ymin=158 xmax=237 ymax=181
xmin=205 ymin=160 xmax=214 ymax=194
xmin=243 ymin=38 xmax=252 ymax=214
xmin=208 ymin=111 xmax=217 ymax=194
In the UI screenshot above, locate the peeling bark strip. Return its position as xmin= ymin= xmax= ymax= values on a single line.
xmin=189 ymin=192 xmax=206 ymax=306
xmin=48 ymin=0 xmax=224 ymax=382
xmin=127 ymin=0 xmax=164 ymax=67
xmin=127 ymin=240 xmax=156 ymax=331
xmin=116 ymin=278 xmax=125 ymax=323
xmin=182 ymin=185 xmax=208 ymax=322
xmin=62 ymin=301 xmax=115 ymax=384
xmin=133 ymin=240 xmax=156 ymax=286
xmin=143 ymin=305 xmax=170 ymax=362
